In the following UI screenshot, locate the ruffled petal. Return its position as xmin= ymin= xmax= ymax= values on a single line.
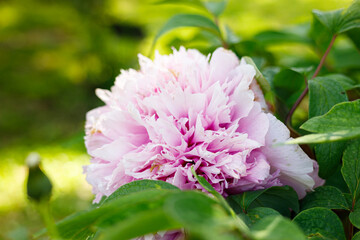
xmin=261 ymin=114 xmax=323 ymax=198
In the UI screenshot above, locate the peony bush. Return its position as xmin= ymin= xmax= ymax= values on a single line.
xmin=30 ymin=1 xmax=360 ymax=240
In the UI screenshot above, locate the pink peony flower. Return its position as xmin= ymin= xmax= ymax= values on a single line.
xmin=84 ymin=47 xmax=323 ymax=203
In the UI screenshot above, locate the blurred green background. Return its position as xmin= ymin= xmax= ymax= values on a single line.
xmin=0 ymin=0 xmax=355 ymax=239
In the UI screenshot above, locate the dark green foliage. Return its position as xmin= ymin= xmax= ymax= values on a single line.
xmin=308 ymin=76 xmax=348 ymax=178
xmin=350 ymin=207 xmax=360 ymax=229
xmin=302 ymin=100 xmax=360 ymax=133
xmin=287 ymin=100 xmax=360 ymax=144
xmin=293 ymin=207 xmax=346 ymax=240
xmin=272 ymin=69 xmax=305 ymax=108
xmin=300 ymin=186 xmax=350 ymax=211
xmin=247 ymin=186 xmax=299 ymax=217
xmin=325 ymin=167 xmax=350 ymax=193
xmin=227 ymin=189 xmax=266 ymax=213
xmin=341 ymin=139 xmax=360 ymax=203
xmin=347 ymin=28 xmax=360 ymax=51
xmin=308 ymin=77 xmax=348 ymax=119
xmin=353 ymin=232 xmax=360 ymax=240
xmin=227 ymin=186 xmax=299 ymax=217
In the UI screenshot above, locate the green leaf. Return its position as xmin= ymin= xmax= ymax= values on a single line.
xmin=262 ymin=66 xmax=281 ymax=85
xmin=99 ymin=179 xmax=179 ymax=205
xmin=272 ymin=68 xmax=305 ymax=108
xmin=290 ymin=66 xmax=314 ymax=76
xmin=254 ymin=30 xmax=311 ymax=45
xmin=308 ymin=77 xmax=348 ymax=119
xmin=349 ymin=207 xmax=360 ymax=228
xmin=164 ymin=191 xmax=217 ymax=227
xmin=247 ymin=207 xmax=280 ymax=225
xmin=226 ymin=189 xmax=266 ymax=213
xmin=308 ymin=76 xmax=348 ymax=178
xmin=325 ymin=74 xmax=357 ymax=91
xmin=248 ymin=186 xmax=299 ymax=217
xmin=312 ymin=0 xmax=360 ymax=35
xmin=314 ymin=141 xmax=346 ymax=178
xmin=325 ymin=167 xmax=349 ymax=193
xmin=340 ymin=0 xmax=360 ymax=33
xmin=164 ymin=191 xmax=238 ymax=240
xmin=343 ymin=193 xmax=354 ymax=210
xmin=251 ymin=215 xmax=306 ymax=240
xmin=242 ymin=56 xmax=271 ymax=93
xmin=54 ymin=189 xmax=173 ymax=239
xmin=228 ymin=186 xmax=299 ymax=217
xmin=154 ymin=14 xmax=220 ymax=43
xmin=353 ymin=232 xmax=360 ymax=240
xmin=341 ymin=139 xmax=360 ymax=202
xmin=102 ymin=209 xmax=181 ymax=240
xmin=285 ymin=129 xmax=360 ymax=145
xmin=300 ymin=186 xmax=350 ymax=211
xmin=286 ymin=100 xmax=360 ymax=144
xmin=310 ymin=15 xmax=333 ymax=52
xmin=332 ymin=43 xmax=360 ymax=70
xmin=293 ymin=207 xmax=346 ymax=240
xmin=204 ymin=1 xmax=227 ymax=17
xmin=312 ymin=9 xmax=344 ymax=34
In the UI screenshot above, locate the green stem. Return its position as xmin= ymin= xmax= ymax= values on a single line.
xmin=311 ymin=34 xmax=337 ymax=79
xmin=36 ymin=201 xmax=61 ymax=240
xmin=286 ymin=34 xmax=337 ymax=131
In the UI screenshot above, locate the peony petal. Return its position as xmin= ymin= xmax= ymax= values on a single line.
xmin=261 ymin=114 xmax=321 ymax=198
xmin=91 ymin=137 xmax=136 ymax=162
xmin=237 ymin=102 xmax=269 ymax=146
xmin=209 ymin=48 xmax=239 ymax=84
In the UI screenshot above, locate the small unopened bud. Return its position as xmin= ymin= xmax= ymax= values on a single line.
xmin=26 ymin=152 xmax=41 ymax=168
xmin=26 ymin=153 xmax=53 ymax=202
